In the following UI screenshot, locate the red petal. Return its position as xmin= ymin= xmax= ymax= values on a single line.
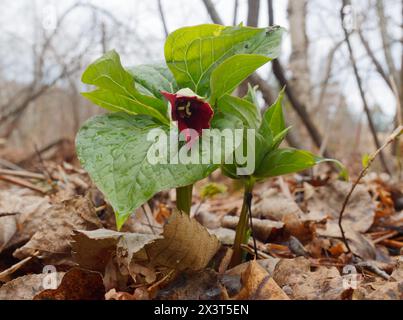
xmin=185 ymin=100 xmax=214 ymax=135
xmin=161 ymin=91 xmax=178 ymax=121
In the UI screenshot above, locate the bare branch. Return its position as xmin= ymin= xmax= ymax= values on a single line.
xmin=340 ymin=0 xmax=391 ymax=174
xmin=157 ymin=0 xmax=169 ymax=38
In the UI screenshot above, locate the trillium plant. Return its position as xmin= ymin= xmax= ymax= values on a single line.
xmin=76 ymin=24 xmax=345 ymax=265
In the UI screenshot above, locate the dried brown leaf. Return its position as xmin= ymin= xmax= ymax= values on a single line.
xmin=156 ymin=269 xmax=223 ymax=300
xmin=0 ymin=190 xmax=50 ymax=252
xmin=34 ymin=268 xmax=105 ymax=300
xmin=317 ymin=222 xmax=376 ymax=260
xmin=307 ymin=180 xmax=375 ymax=233
xmin=145 ymin=211 xmax=221 ymax=271
xmin=0 ymin=272 xmax=64 ymax=300
xmin=273 ymin=257 xmax=347 ymax=300
xmin=13 ymin=196 xmax=102 ymax=263
xmin=234 ymin=260 xmax=289 ymax=300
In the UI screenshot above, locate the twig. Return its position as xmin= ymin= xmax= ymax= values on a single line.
xmin=240 ymin=244 xmax=271 ymax=259
xmin=373 ymin=230 xmax=399 ymax=244
xmin=356 ymin=261 xmax=391 ymax=280
xmin=0 ymin=168 xmax=46 ymax=180
xmin=0 ymin=158 xmax=24 ymax=171
xmin=157 ymin=0 xmax=169 ymax=38
xmin=95 ymin=205 xmax=107 ymax=213
xmin=0 ymin=175 xmax=47 ymax=194
xmin=0 ymin=212 xmax=18 ymax=218
xmin=0 ymin=256 xmax=35 ymax=282
xmin=338 ymin=126 xmax=402 ymax=255
xmin=34 ymin=143 xmax=53 ymax=181
xmin=193 ymin=198 xmax=204 ymax=217
xmin=380 ymin=239 xmax=403 ymax=249
xmin=246 ymin=192 xmax=258 ymax=259
xmin=141 ymin=204 xmax=157 ymax=235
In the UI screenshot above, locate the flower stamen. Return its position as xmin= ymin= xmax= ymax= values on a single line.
xmin=177 ymin=101 xmax=192 ymax=118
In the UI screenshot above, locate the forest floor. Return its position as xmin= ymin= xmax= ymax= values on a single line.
xmin=0 ymin=143 xmax=402 ymax=300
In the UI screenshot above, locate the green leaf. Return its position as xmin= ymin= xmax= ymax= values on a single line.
xmin=272 ymin=126 xmax=291 ymax=149
xmin=361 ymin=153 xmax=371 ymax=168
xmin=243 ymin=84 xmax=259 ymax=107
xmin=165 ymin=24 xmax=284 ymax=96
xmin=127 ymin=64 xmax=179 ymax=99
xmin=251 ymin=90 xmax=287 ymax=170
xmin=82 ymin=50 xmax=169 ymax=124
xmin=76 ymin=113 xmax=215 ymax=229
xmin=212 ymin=94 xmax=261 ymax=130
xmin=200 ymin=182 xmax=227 ymax=200
xmin=254 ymin=148 xmax=343 ymax=179
xmin=210 ymin=54 xmax=270 ymax=104
xmin=259 ymin=88 xmax=286 ymax=140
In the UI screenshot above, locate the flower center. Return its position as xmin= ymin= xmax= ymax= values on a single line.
xmin=176 ymin=101 xmax=192 ymax=118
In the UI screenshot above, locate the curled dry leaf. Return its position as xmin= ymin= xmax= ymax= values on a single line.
xmin=273 ymin=257 xmax=347 ymax=300
xmin=71 ymin=228 xmax=160 ymax=284
xmin=34 ymin=268 xmax=105 ymax=300
xmin=13 ymin=196 xmax=102 ymax=263
xmin=234 ymin=260 xmax=289 ymax=300
xmin=72 ymin=211 xmax=221 ymax=284
xmin=0 ymin=272 xmax=64 ymax=300
xmin=144 ymin=211 xmax=221 ymax=271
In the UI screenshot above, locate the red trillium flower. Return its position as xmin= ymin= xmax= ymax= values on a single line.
xmin=161 ymin=89 xmax=214 ymax=142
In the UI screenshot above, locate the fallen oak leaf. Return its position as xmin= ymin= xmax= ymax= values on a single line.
xmin=34 ymin=268 xmax=105 ymax=300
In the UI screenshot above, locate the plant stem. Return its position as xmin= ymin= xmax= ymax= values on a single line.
xmin=230 ymin=178 xmax=255 ymax=267
xmin=176 ymin=184 xmax=193 ymax=215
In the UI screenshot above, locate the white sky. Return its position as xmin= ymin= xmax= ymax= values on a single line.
xmin=0 ymin=0 xmax=401 ymax=121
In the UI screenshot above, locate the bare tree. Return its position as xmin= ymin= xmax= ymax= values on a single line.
xmin=287 ymin=0 xmax=311 ymax=107
xmin=340 ymin=0 xmax=391 ymax=174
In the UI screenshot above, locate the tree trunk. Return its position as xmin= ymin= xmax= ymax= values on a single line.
xmin=287 ymin=0 xmax=311 ymax=107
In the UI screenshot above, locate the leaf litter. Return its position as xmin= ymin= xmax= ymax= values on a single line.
xmin=0 ymin=157 xmax=402 ymax=300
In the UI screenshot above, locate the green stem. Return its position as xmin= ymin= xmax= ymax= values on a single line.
xmin=230 ymin=178 xmax=255 ymax=267
xmin=176 ymin=184 xmax=193 ymax=215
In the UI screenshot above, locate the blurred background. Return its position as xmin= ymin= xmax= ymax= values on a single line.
xmin=0 ymin=0 xmax=401 ymax=175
